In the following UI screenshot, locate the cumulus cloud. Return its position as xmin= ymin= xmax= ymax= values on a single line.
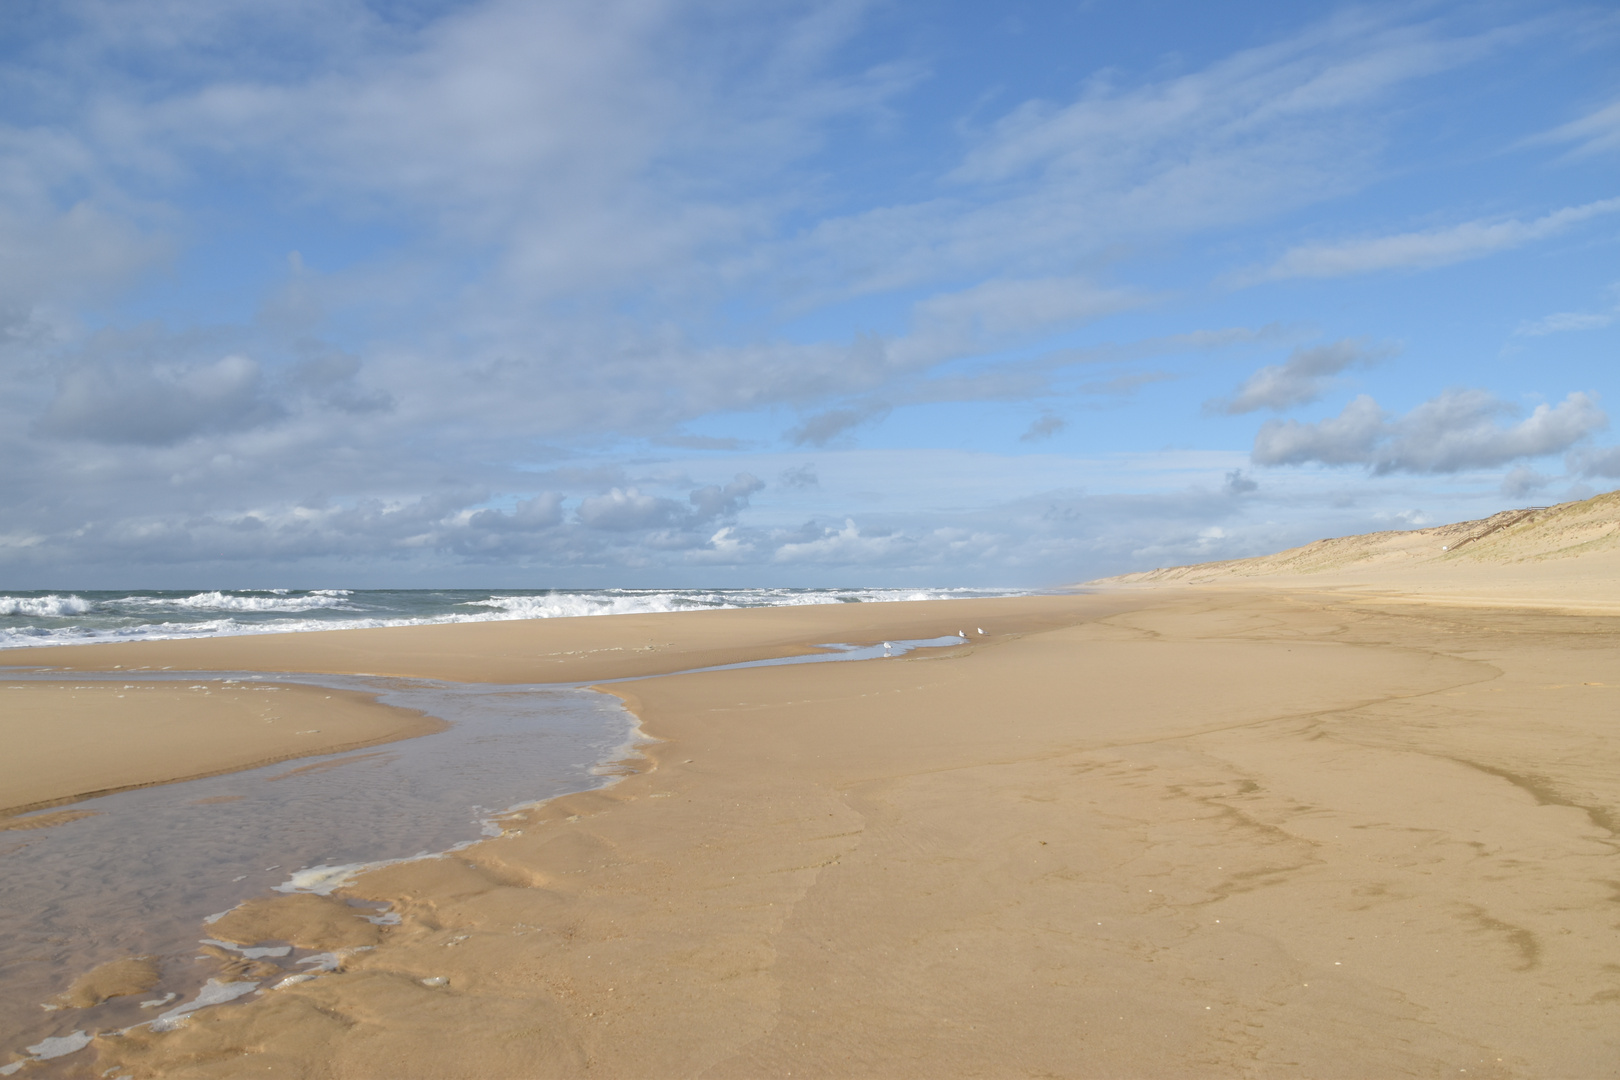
xmin=1568 ymin=445 xmax=1620 ymax=479
xmin=689 ymin=473 xmax=764 ymax=518
xmin=1223 ymin=469 xmax=1258 ymax=495
xmin=1252 ymin=390 xmax=1607 ymax=474
xmin=576 ymin=488 xmax=684 ymax=531
xmin=577 ymin=473 xmax=763 ymax=531
xmin=1249 ymin=198 xmax=1620 ymax=281
xmin=1208 ymin=338 xmax=1388 ymax=414
xmin=771 ymin=519 xmax=913 ymax=564
xmin=466 ymin=493 xmax=566 ymax=532
xmin=1499 ymin=466 xmax=1549 ymax=499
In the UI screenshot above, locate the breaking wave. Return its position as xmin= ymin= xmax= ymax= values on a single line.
xmin=134 ymin=591 xmax=359 ymax=613
xmin=0 ymin=594 xmax=94 ymax=617
xmin=0 ymin=587 xmax=1026 ymax=650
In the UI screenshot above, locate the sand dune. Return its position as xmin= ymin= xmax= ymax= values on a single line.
xmin=1099 ymin=487 xmax=1620 ymax=609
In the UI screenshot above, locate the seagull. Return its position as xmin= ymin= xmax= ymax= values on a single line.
xmin=977 ymin=627 xmax=985 ymax=635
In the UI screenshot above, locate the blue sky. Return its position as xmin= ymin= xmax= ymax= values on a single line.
xmin=2 ymin=0 xmax=1618 ymax=588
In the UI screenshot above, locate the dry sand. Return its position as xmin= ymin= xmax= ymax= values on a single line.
xmin=9 ymin=491 xmax=1620 ymax=1078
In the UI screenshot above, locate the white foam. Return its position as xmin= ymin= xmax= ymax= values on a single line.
xmin=271 ymin=863 xmax=369 ymax=896
xmin=146 ymin=979 xmax=258 ymax=1032
xmin=200 ymin=939 xmax=291 ymax=959
xmin=268 ymin=972 xmax=319 ymax=990
xmin=0 ymin=594 xmax=93 ymax=617
xmin=24 ymin=1030 xmax=91 ymax=1060
xmin=140 ymin=591 xmax=359 ymax=613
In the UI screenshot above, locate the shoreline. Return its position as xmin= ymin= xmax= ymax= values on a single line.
xmin=0 ymin=596 xmax=1092 ymax=820
xmin=8 ymin=589 xmax=1620 ymax=1077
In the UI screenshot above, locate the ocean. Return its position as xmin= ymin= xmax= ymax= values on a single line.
xmin=0 ymin=587 xmax=1026 ymax=650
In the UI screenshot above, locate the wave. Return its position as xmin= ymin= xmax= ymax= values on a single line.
xmin=0 ymin=594 xmax=94 ymax=617
xmin=0 ymin=587 xmax=1027 ymax=649
xmin=469 ymin=588 xmax=994 ymax=620
xmin=126 ymin=591 xmax=360 ymax=613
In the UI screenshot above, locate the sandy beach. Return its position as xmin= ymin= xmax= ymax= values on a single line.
xmin=4 ymin=499 xmax=1620 ymax=1077
xmin=0 ymin=681 xmax=445 ymax=819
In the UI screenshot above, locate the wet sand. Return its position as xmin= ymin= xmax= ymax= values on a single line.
xmin=2 ymin=580 xmax=1610 ymax=1078
xmin=0 ymin=681 xmax=445 ymax=818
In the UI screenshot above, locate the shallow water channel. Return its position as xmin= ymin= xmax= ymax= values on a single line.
xmin=0 ymin=635 xmax=968 ymax=1071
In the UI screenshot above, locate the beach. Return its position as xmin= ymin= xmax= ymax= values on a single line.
xmin=0 ymin=575 xmax=1611 ymax=1078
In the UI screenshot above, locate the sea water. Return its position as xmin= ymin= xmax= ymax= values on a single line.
xmin=0 ymin=587 xmax=1020 ymax=649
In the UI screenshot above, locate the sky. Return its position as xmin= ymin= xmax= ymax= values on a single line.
xmin=2 ymin=0 xmax=1618 ymax=589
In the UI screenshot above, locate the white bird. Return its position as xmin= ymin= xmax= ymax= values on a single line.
xmin=977 ymin=627 xmax=985 ymax=635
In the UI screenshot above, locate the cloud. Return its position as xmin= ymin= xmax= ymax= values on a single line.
xmin=1568 ymin=445 xmax=1620 ymax=478
xmin=1498 ymin=466 xmax=1549 ymax=499
xmin=1513 ymin=285 xmax=1620 ymax=337
xmin=1535 ymin=98 xmax=1620 ymax=159
xmin=576 ymin=488 xmax=685 ymax=531
xmin=1223 ymin=469 xmax=1258 ymax=495
xmin=654 ymin=434 xmax=746 ymax=451
xmin=688 ymin=473 xmax=764 ymax=518
xmin=577 ymin=472 xmax=763 ymax=531
xmin=1514 ymin=311 xmax=1614 ymax=337
xmin=1252 ymin=389 xmax=1607 ymax=474
xmin=792 ymin=10 xmax=1508 ymax=300
xmin=1208 ymin=338 xmax=1389 ymax=414
xmin=466 ymin=493 xmax=566 ymax=532
xmin=1248 ymin=197 xmax=1620 ymax=281
xmin=903 ymin=277 xmax=1146 ymax=356
xmin=37 ymin=352 xmax=280 ymax=445
xmin=787 ymin=401 xmax=890 ymax=446
xmin=777 ymin=463 xmax=818 ymax=489
xmin=1019 ymin=414 xmax=1065 ymax=442
xmin=771 ymin=518 xmax=913 ymax=564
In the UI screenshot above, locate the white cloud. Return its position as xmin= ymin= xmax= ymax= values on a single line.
xmin=1513 ymin=285 xmax=1620 ymax=337
xmin=1208 ymin=338 xmax=1388 ymax=414
xmin=789 ymin=11 xmax=1506 ymax=300
xmin=1250 ymin=197 xmax=1620 ymax=281
xmin=901 ymin=277 xmax=1146 ymax=358
xmin=771 ymin=518 xmax=913 ymax=564
xmin=1536 ymin=98 xmax=1620 ymax=159
xmin=1252 ymin=390 xmax=1607 ymax=473
xmin=1514 ymin=311 xmax=1614 ymax=336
